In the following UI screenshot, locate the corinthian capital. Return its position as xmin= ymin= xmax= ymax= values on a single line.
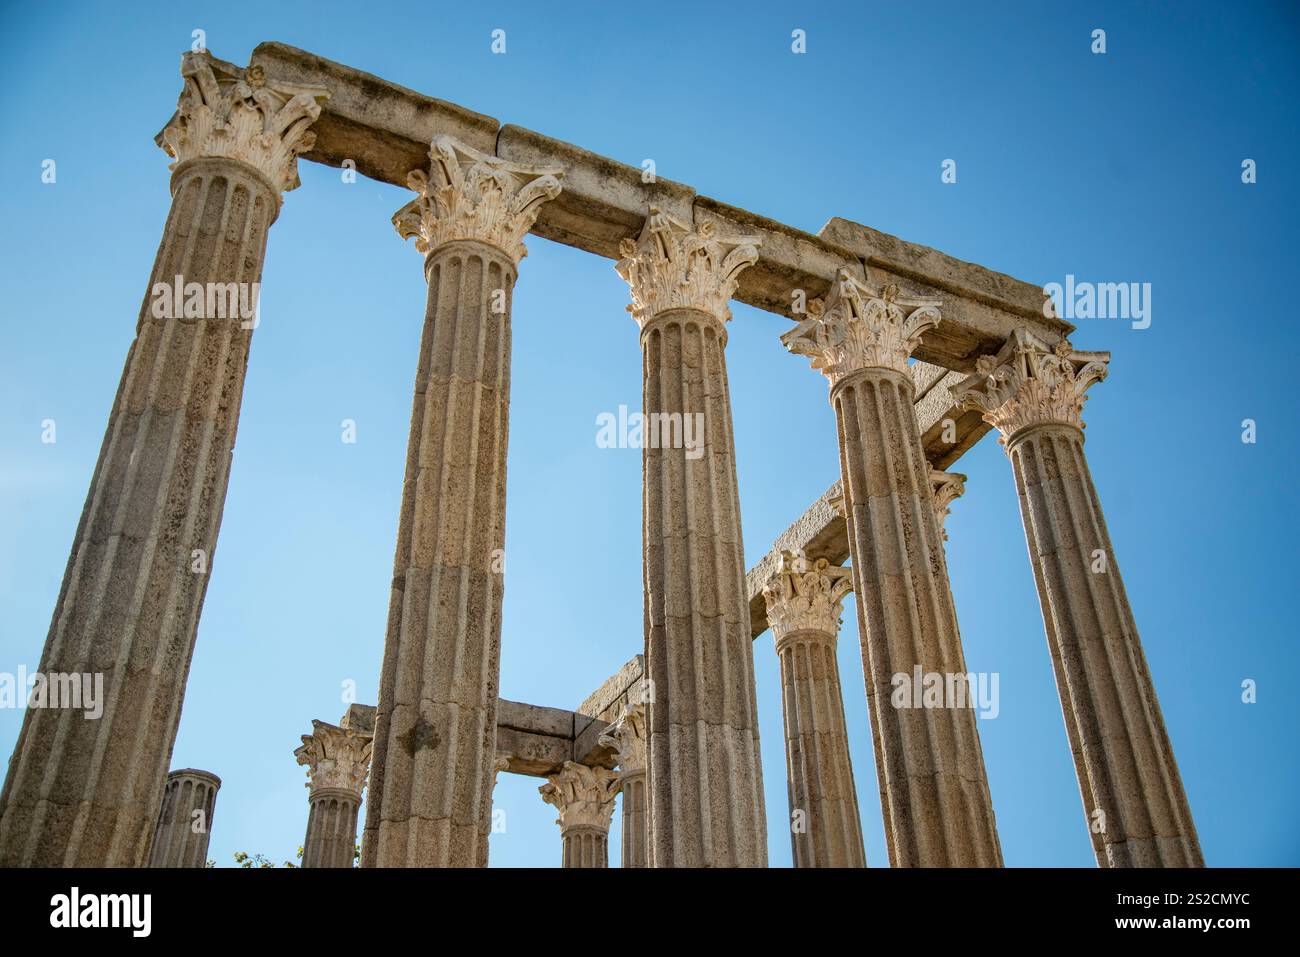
xmin=762 ymin=549 xmax=853 ymax=644
xmin=538 ymin=761 xmax=619 ymax=831
xmin=160 ymin=51 xmax=329 ymax=194
xmin=598 ymin=704 xmax=647 ymax=775
xmin=294 ymin=720 xmax=373 ymax=797
xmin=392 ymin=134 xmax=563 ymax=263
xmin=929 ymin=469 xmax=966 ymax=541
xmin=614 ymin=208 xmax=761 ymax=329
xmin=781 ymin=269 xmax=942 ymax=383
xmin=951 ymin=329 xmax=1110 ymax=444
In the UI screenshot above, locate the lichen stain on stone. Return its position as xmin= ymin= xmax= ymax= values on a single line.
xmin=399 ymin=715 xmax=441 ymax=756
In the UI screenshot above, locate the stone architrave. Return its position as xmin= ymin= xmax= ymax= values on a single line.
xmin=362 ymin=135 xmax=563 ymax=868
xmin=147 ymin=769 xmax=221 ymax=868
xmin=539 ymin=761 xmax=618 ymax=868
xmin=781 ymin=270 xmax=1002 ymax=867
xmin=953 ymin=329 xmax=1203 ymax=867
xmin=295 ymin=720 xmax=373 ymax=868
xmin=0 ymin=50 xmax=326 ymax=867
xmin=614 ymin=208 xmax=768 ymax=867
xmin=762 ymin=551 xmax=866 ymax=867
xmin=598 ymin=704 xmax=648 ymax=868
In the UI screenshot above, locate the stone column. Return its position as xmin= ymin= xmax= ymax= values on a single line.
xmin=295 ymin=720 xmax=372 ymax=868
xmin=147 ymin=769 xmax=221 ymax=868
xmin=0 ymin=51 xmax=327 ymax=867
xmin=614 ymin=209 xmax=767 ymax=867
xmin=762 ymin=551 xmax=866 ymax=868
xmin=781 ymin=270 xmax=1002 ymax=867
xmin=954 ymin=330 xmax=1203 ymax=867
xmin=599 ymin=704 xmax=648 ymax=868
xmin=362 ymin=136 xmax=562 ymax=868
xmin=539 ymin=761 xmax=618 ymax=868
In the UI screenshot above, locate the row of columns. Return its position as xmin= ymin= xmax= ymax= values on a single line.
xmin=0 ymin=48 xmax=1202 ymax=869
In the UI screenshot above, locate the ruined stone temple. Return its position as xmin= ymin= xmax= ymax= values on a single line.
xmin=0 ymin=44 xmax=1202 ymax=869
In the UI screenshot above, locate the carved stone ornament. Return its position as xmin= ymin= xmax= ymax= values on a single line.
xmin=929 ymin=469 xmax=966 ymax=540
xmin=762 ymin=549 xmax=853 ymax=643
xmin=598 ymin=704 xmax=647 ymax=775
xmin=392 ymin=134 xmax=564 ymax=263
xmin=538 ymin=761 xmax=619 ymax=831
xmin=951 ymin=328 xmax=1109 ymax=444
xmin=781 ymin=269 xmax=942 ymax=383
xmin=160 ymin=51 xmax=330 ymax=195
xmin=294 ymin=720 xmax=373 ymax=796
xmin=614 ymin=208 xmax=761 ymax=329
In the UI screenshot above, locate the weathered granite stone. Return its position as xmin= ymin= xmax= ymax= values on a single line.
xmin=782 ymin=272 xmax=1002 ymax=867
xmin=615 ymin=209 xmax=767 ymax=867
xmin=539 ymin=761 xmax=618 ymax=868
xmin=0 ymin=50 xmax=325 ymax=867
xmin=599 ymin=704 xmax=648 ymax=868
xmin=954 ymin=330 xmax=1203 ymax=867
xmin=295 ymin=719 xmax=371 ymax=868
xmin=147 ymin=769 xmax=221 ymax=868
xmin=763 ymin=553 xmax=866 ymax=867
xmin=362 ymin=135 xmax=562 ymax=868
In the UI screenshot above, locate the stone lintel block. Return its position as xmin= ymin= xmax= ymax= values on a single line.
xmin=248 ymin=42 xmax=499 ymax=187
xmin=573 ymin=656 xmax=645 ymax=764
xmin=497 ymin=698 xmax=574 ymax=740
xmin=341 ymin=703 xmax=376 ymax=735
xmin=576 ymin=655 xmax=645 ymax=723
xmin=494 ymin=698 xmax=617 ymax=778
xmin=495 ymin=727 xmax=574 ymax=778
xmin=176 ymin=44 xmax=1071 ymax=377
xmin=496 ymin=126 xmax=696 ymax=258
xmin=818 ymin=217 xmax=1073 ymax=369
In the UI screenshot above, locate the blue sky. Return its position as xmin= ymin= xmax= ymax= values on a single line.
xmin=1 ymin=0 xmax=1296 ymax=867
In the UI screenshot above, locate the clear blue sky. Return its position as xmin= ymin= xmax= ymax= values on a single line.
xmin=1 ymin=0 xmax=1296 ymax=867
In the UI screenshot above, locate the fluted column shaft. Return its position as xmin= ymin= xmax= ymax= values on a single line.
xmin=781 ymin=271 xmax=1001 ymax=867
xmin=561 ymin=827 xmax=609 ymax=868
xmin=147 ymin=769 xmax=221 ymax=868
xmin=834 ymin=368 xmax=1001 ymax=866
xmin=641 ymin=308 xmax=766 ymax=867
xmin=303 ymin=789 xmax=362 ymax=868
xmin=1009 ymin=423 xmax=1202 ymax=865
xmin=763 ymin=552 xmax=865 ymax=867
xmin=363 ymin=136 xmax=562 ymax=868
xmin=619 ymin=772 xmax=648 ymax=868
xmin=617 ymin=211 xmax=768 ymax=868
xmin=776 ymin=627 xmax=866 ymax=867
xmin=0 ymin=51 xmax=324 ymax=868
xmin=364 ymin=238 xmax=515 ymax=867
xmin=0 ymin=158 xmax=277 ymax=866
xmin=955 ymin=329 xmax=1201 ymax=866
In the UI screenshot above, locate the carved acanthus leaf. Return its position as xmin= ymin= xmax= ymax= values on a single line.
xmin=598 ymin=703 xmax=647 ymax=775
xmin=951 ymin=329 xmax=1110 ymax=444
xmin=160 ymin=51 xmax=329 ymax=195
xmin=781 ymin=270 xmax=941 ymax=383
xmin=614 ymin=208 xmax=761 ymax=328
xmin=762 ymin=549 xmax=853 ymax=643
xmin=294 ymin=720 xmax=373 ymax=796
xmin=392 ymin=134 xmax=563 ymax=263
xmin=929 ymin=469 xmax=966 ymax=541
xmin=538 ymin=761 xmax=619 ymax=832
